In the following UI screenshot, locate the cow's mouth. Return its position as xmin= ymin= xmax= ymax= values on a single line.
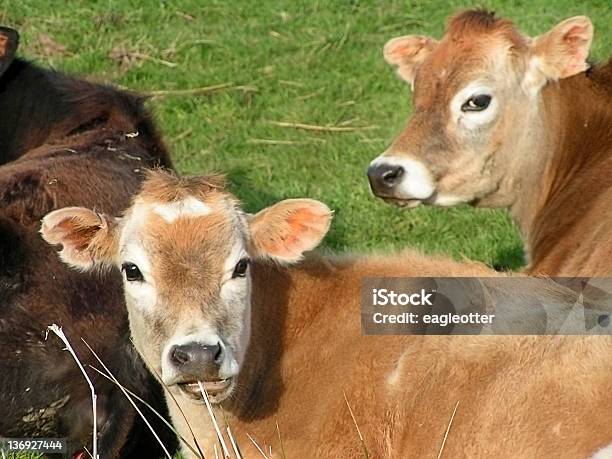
xmin=381 ymin=191 xmax=438 ymax=209
xmin=178 ymin=378 xmax=233 ymax=403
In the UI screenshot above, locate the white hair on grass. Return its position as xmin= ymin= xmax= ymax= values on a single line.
xmin=53 ymin=330 xmax=270 ymax=459
xmin=276 ymin=420 xmax=287 ymax=459
xmin=197 ymin=381 xmax=232 ymax=458
xmin=45 ymin=324 xmax=98 ymax=459
xmin=343 ymin=392 xmax=370 ymax=459
xmin=80 ymin=338 xmax=173 ymax=459
xmin=227 ymin=425 xmax=242 ymax=459
xmin=245 ymin=433 xmax=269 ymax=459
xmin=88 ymin=365 xmax=203 ymax=458
xmin=437 ymin=401 xmax=460 ymax=459
xmin=131 ymin=338 xmax=205 ymax=458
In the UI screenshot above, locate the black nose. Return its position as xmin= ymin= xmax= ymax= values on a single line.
xmin=367 ymin=164 xmax=404 ymax=195
xmin=170 ymin=342 xmax=224 ymax=377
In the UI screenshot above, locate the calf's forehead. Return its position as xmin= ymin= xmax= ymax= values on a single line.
xmin=120 ymin=195 xmax=248 ymax=274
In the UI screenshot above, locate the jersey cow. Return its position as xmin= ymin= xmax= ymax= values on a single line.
xmin=367 ymin=10 xmax=612 ymax=275
xmin=0 ymin=26 xmax=174 ymax=457
xmin=43 ymin=171 xmax=612 ymax=458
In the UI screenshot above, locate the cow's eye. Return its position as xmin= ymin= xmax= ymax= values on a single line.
xmin=232 ymin=258 xmax=250 ymax=278
xmin=461 ymin=94 xmax=492 ymax=112
xmin=121 ymin=262 xmax=144 ymax=282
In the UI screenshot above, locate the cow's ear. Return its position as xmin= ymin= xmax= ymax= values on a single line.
xmin=524 ymin=16 xmax=593 ymax=93
xmin=0 ymin=27 xmax=19 ymax=77
xmin=383 ymin=35 xmax=438 ymax=87
xmin=248 ymin=199 xmax=332 ymax=264
xmin=40 ymin=207 xmax=119 ymax=271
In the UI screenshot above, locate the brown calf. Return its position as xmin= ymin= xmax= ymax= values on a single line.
xmin=0 ymin=28 xmax=175 ymax=457
xmin=43 ymin=171 xmax=612 ymax=458
xmin=368 ymin=10 xmax=612 ymax=275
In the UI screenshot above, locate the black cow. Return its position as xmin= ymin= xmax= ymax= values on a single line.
xmin=0 ymin=26 xmax=176 ymax=457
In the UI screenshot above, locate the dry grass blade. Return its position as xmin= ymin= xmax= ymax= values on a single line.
xmin=268 ymin=121 xmax=377 ymax=132
xmin=245 ymin=433 xmax=268 ymax=459
xmin=88 ymin=365 xmax=202 ymax=459
xmin=247 ymin=138 xmax=326 ymax=146
xmin=132 ymin=52 xmax=177 ymax=67
xmin=437 ymin=401 xmax=459 ymax=459
xmin=147 ymin=83 xmax=257 ymax=98
xmin=226 ymin=426 xmax=242 ymax=459
xmin=172 ymin=128 xmax=194 ymax=142
xmin=278 ymin=79 xmax=304 ymax=87
xmin=343 ymin=392 xmax=370 ymax=459
xmin=109 ymin=46 xmax=177 ymax=69
xmin=197 ymin=381 xmax=231 ymax=458
xmin=45 ymin=324 xmax=98 ymax=459
xmin=275 ymin=419 xmax=286 ymax=459
xmin=148 ymin=82 xmax=232 ymax=97
xmin=214 ymin=444 xmax=220 ymax=459
xmin=130 ymin=338 xmax=205 ymax=458
xmin=81 ymin=339 xmax=172 ymax=459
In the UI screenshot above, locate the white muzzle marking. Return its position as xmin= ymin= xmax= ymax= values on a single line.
xmin=370 ymin=154 xmax=436 ymax=200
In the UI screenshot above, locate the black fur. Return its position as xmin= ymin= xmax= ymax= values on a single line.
xmin=0 ymin=27 xmax=177 ymax=458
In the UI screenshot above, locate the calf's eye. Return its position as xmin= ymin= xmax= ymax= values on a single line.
xmin=461 ymin=94 xmax=492 ymax=112
xmin=232 ymin=258 xmax=250 ymax=278
xmin=121 ymin=262 xmax=144 ymax=282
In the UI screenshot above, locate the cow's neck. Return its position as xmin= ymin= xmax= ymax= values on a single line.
xmin=508 ymin=64 xmax=612 ymax=266
xmin=223 ymin=262 xmax=318 ymax=418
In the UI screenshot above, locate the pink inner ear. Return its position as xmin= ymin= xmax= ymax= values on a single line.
xmin=560 ymin=24 xmax=591 ymax=77
xmin=388 ymin=38 xmax=427 ymax=62
xmin=286 ymin=208 xmax=317 ymax=231
xmin=254 ymin=203 xmax=331 ymax=261
xmin=564 ymin=24 xmax=591 ymax=44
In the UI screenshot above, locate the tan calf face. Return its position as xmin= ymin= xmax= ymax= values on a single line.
xmin=41 ymin=171 xmax=332 ymax=404
xmin=368 ymin=10 xmax=593 ymax=208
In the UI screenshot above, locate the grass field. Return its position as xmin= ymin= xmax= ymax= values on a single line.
xmin=3 ymin=0 xmax=612 ymax=271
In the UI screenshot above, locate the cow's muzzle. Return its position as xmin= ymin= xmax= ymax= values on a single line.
xmin=367 ymin=155 xmax=436 ymax=207
xmin=167 ymin=342 xmax=234 ymax=402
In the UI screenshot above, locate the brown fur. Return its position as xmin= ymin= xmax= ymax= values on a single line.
xmin=521 ymin=63 xmax=612 ymax=274
xmin=138 ymin=170 xmax=227 ymax=204
xmin=446 ymin=9 xmax=528 ymax=48
xmin=175 ymin=253 xmax=612 ymax=458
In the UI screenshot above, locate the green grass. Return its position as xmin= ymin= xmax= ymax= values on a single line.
xmin=3 ymin=0 xmax=612 ymax=270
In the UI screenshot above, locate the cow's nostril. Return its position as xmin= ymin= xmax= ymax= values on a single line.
xmin=381 ymin=166 xmax=404 ymax=185
xmin=213 ymin=342 xmax=223 ymax=364
xmin=367 ymin=164 xmax=405 ymax=195
xmin=172 ymin=346 xmax=191 ymax=365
